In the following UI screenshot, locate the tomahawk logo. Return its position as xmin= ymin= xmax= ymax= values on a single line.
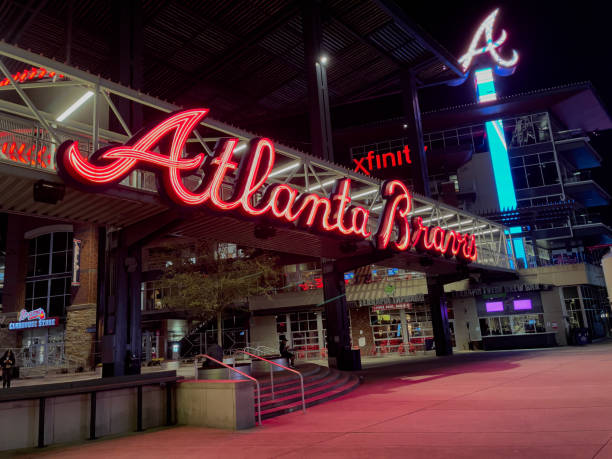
xmin=458 ymin=8 xmax=519 ymax=72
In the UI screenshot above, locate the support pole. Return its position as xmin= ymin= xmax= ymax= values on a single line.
xmin=302 ymin=0 xmax=334 ymax=161
xmin=89 ymin=392 xmax=97 ymax=440
xmin=400 ymin=69 xmax=429 ymax=196
xmin=38 ymin=397 xmax=45 ymax=448
xmin=426 ymin=275 xmax=453 ymax=356
xmin=321 ymin=259 xmax=359 ymax=370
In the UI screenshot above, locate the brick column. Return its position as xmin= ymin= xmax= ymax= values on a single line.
xmin=349 ymin=306 xmax=374 ymax=354
xmin=65 ymin=223 xmax=98 ymax=368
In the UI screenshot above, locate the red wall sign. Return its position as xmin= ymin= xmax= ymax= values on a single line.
xmin=56 ymin=109 xmax=477 ymax=263
xmin=352 ymin=145 xmax=427 ymax=176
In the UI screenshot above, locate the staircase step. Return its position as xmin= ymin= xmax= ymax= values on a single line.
xmin=256 ymin=363 xmax=321 ymax=381
xmin=255 ymin=365 xmax=326 ymax=393
xmin=258 ymin=370 xmax=340 ymax=403
xmin=256 ymin=366 xmax=331 ymax=396
xmin=257 ymin=373 xmax=360 ymax=420
xmin=256 ymin=373 xmax=349 ymax=410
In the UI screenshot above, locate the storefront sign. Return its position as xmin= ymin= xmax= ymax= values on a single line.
xmin=56 ymin=109 xmax=477 ymax=263
xmin=72 ymin=238 xmax=81 ymax=286
xmin=451 ymin=283 xmax=549 ymax=298
xmin=371 ymin=302 xmax=412 ymax=312
xmin=359 ymin=294 xmax=424 ymax=307
xmin=9 ymin=308 xmax=58 ymax=330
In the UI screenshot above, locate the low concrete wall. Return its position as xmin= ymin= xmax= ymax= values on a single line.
xmin=176 ymin=380 xmax=255 ymax=430
xmin=0 ymin=385 xmax=167 ymax=451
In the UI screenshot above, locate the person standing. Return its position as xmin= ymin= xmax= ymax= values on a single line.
xmin=1 ymin=349 xmax=16 ymax=389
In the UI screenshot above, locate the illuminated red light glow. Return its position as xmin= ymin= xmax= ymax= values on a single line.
xmin=56 ymin=109 xmax=477 ymax=263
xmin=1 ymin=142 xmax=50 ymax=168
xmin=0 ymin=67 xmax=64 ymax=87
xmin=353 ymin=145 xmax=428 ymax=176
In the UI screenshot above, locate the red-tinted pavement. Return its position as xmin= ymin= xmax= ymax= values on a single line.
xmin=14 ymin=342 xmax=612 ymax=458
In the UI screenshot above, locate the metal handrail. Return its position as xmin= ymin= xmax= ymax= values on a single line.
xmin=194 ymin=354 xmax=262 ymax=426
xmin=233 ymin=350 xmax=306 ymax=414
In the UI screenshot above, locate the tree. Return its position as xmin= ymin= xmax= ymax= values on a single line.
xmin=160 ymin=242 xmax=280 ymax=345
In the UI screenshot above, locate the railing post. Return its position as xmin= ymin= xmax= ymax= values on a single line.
xmin=270 ymin=364 xmax=275 ymax=400
xmin=38 ymin=397 xmax=45 ymax=448
xmin=255 ymin=381 xmax=262 ymax=426
xmin=89 ymin=392 xmax=96 ymax=440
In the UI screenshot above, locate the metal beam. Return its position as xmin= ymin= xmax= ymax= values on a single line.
xmin=0 ymin=59 xmax=60 ymax=144
xmin=167 ymin=3 xmax=298 ymax=98
xmin=0 ymin=80 xmax=82 ymax=91
xmin=102 ymin=90 xmax=132 ymax=137
xmin=373 ymin=0 xmax=464 ymax=79
xmin=0 ymin=97 xmax=127 ymax=143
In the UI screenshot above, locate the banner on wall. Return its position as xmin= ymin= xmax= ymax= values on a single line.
xmin=72 ymin=238 xmax=81 ymax=286
xmin=371 ymin=302 xmax=412 ymax=312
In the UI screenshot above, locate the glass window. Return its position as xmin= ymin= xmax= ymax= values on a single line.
xmin=526 ymin=165 xmax=544 ymax=187
xmin=512 ymin=167 xmax=528 ymax=189
xmin=479 ymin=318 xmax=490 ymax=336
xmin=500 ymin=316 xmax=511 ymax=334
xmin=539 ymin=152 xmax=554 ymax=162
xmin=510 ymin=156 xmax=523 ymax=167
xmin=37 ymin=234 xmax=51 ymax=254
xmin=489 ymin=317 xmax=502 ymax=335
xmin=524 ymin=154 xmax=539 ymax=165
xmin=24 ymin=232 xmax=73 ymax=317
xmin=541 ymin=163 xmax=559 ymax=185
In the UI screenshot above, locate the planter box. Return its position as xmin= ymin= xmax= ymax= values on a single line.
xmin=197 ymin=363 xmax=252 ymax=380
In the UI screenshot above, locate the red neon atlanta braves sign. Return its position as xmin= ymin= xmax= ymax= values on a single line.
xmin=56 ymin=109 xmax=477 ymax=262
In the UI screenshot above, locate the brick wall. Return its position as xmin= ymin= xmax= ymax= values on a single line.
xmin=65 ymin=223 xmax=99 ymax=368
xmin=64 ymin=304 xmax=97 ymax=368
xmin=0 ymin=312 xmax=18 ymax=349
xmin=349 ymin=306 xmax=374 ymax=353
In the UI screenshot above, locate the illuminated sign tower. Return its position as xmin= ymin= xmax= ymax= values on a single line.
xmin=458 ymin=9 xmax=526 ymax=268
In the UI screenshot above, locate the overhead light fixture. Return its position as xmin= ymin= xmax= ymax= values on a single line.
xmin=307 ymin=179 xmax=335 ymax=192
xmin=269 ymin=162 xmax=301 ymax=178
xmin=318 ymin=55 xmax=329 ymax=65
xmin=56 ymin=90 xmax=94 ymax=122
xmin=233 ymin=143 xmax=247 ymax=154
xmin=352 ymin=188 xmax=378 ymax=199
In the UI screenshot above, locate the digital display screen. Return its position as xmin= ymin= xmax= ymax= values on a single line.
xmin=513 ymin=299 xmax=532 ymax=310
xmin=485 ymin=301 xmax=504 ymax=312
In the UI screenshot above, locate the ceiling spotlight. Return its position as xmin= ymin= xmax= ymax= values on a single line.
xmin=402 ymin=124 xmax=408 ymax=129
xmin=319 ymin=55 xmax=329 ymax=65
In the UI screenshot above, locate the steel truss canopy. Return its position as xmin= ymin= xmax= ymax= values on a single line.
xmin=0 ymin=0 xmax=464 ymax=127
xmin=0 ymin=42 xmax=516 ymax=276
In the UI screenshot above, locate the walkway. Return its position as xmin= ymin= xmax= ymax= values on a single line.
xmin=12 ymin=342 xmax=612 ymax=458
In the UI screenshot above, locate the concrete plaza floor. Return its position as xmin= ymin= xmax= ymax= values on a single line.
xmin=11 ymin=341 xmax=612 ymax=458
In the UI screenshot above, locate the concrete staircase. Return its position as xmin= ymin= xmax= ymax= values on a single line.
xmin=253 ymin=363 xmax=360 ymax=420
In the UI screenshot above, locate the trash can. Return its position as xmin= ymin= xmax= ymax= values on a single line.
xmin=573 ymin=328 xmax=588 ymax=346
